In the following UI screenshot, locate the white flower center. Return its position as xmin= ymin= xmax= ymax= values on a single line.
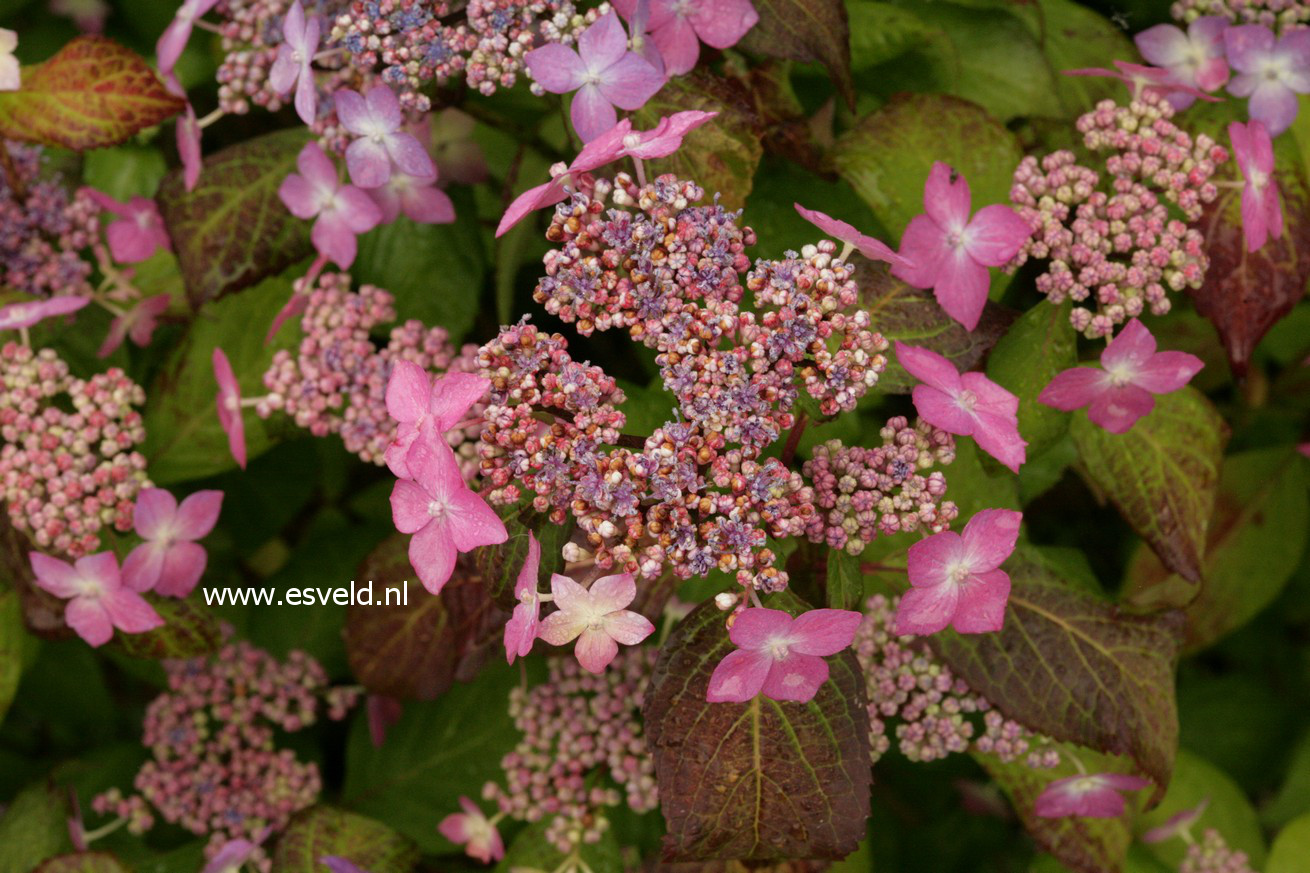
xmin=1248 ymin=168 xmax=1268 ymax=193
xmin=764 ymin=634 xmax=791 ymax=660
xmin=954 ymin=389 xmax=978 ymax=412
xmin=1105 ymin=360 xmax=1136 ymax=388
xmin=427 ymin=499 xmax=447 ymax=518
xmin=945 ymin=560 xmax=972 ymax=584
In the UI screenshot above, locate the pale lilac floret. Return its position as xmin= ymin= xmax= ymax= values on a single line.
xmin=625 ymin=0 xmax=666 ymax=75
xmin=29 ymin=551 xmax=163 ymax=647
xmin=384 ymin=362 xmax=489 ymax=478
xmin=212 ymin=347 xmax=246 ymax=469
xmin=366 ymin=168 xmax=455 ymax=225
xmin=1229 ymin=119 xmax=1283 ymax=251
xmin=614 ymin=0 xmax=759 ymax=76
xmin=156 ymin=0 xmax=220 ymax=76
xmin=83 ymin=189 xmax=171 ymax=264
xmin=524 ymin=12 xmax=665 ymax=143
xmin=122 ymin=488 xmax=223 ymax=597
xmin=896 ymin=341 xmax=1027 ymax=473
xmin=438 ymin=796 xmax=504 ymax=864
xmin=278 ymin=141 xmax=383 ymax=269
xmin=1034 ymin=772 xmax=1152 ymax=818
xmin=269 ymin=0 xmax=321 ymax=125
xmin=895 ymin=508 xmax=1022 ymax=637
xmin=893 ymin=162 xmax=1033 ymax=331
xmin=335 ymin=84 xmax=436 ymax=188
xmin=706 ymin=607 xmax=863 ymax=703
xmin=98 ymin=294 xmax=172 ymax=358
xmin=1135 ymin=16 xmax=1231 ymax=108
xmin=794 ymin=203 xmax=905 ymax=266
xmin=1038 ymin=318 xmax=1204 ymax=434
xmin=0 ymin=296 xmax=90 ymax=331
xmin=537 ymin=571 xmax=654 ymax=673
xmin=504 ymin=532 xmax=543 ymax=664
xmin=1224 ymin=24 xmax=1310 ymax=136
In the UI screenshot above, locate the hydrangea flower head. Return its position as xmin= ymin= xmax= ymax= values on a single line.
xmin=895 ymin=508 xmax=1022 ymax=636
xmin=538 ymin=571 xmax=654 ymax=673
xmin=29 ymin=551 xmax=163 ymax=647
xmin=615 ymin=0 xmax=759 ymax=75
xmin=384 ymin=363 xmax=489 ymax=478
xmin=1229 ymin=119 xmax=1283 ymax=251
xmin=1 ymin=28 xmax=21 ymax=91
xmin=335 ymin=84 xmax=436 ymax=189
xmin=212 ymin=347 xmax=246 ymax=469
xmin=1034 ymin=772 xmax=1152 ymax=818
xmin=0 ymin=296 xmax=90 ymax=331
xmin=156 ymin=0 xmax=219 ymax=76
xmin=278 ymin=141 xmax=382 ymax=269
xmin=1038 ymin=319 xmax=1204 ymax=434
xmin=122 ymin=488 xmax=223 ymax=597
xmin=706 ymin=607 xmax=863 ymax=703
xmin=438 ymin=796 xmax=504 ymax=864
xmin=1224 ymin=25 xmax=1310 ymax=135
xmin=504 ymin=532 xmax=542 ymax=664
xmin=893 ymin=162 xmax=1033 ymax=330
xmin=1134 ymin=16 xmax=1231 ymax=107
xmin=795 ymin=203 xmax=904 ymax=266
xmin=269 ymin=0 xmax=320 ymax=125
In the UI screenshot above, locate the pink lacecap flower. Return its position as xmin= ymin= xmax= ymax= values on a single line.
xmin=892 ymin=162 xmax=1032 ymax=331
xmin=269 ymin=0 xmax=321 ymax=125
xmin=122 ymin=487 xmax=223 ymax=597
xmin=524 ymin=12 xmax=665 ymax=143
xmin=795 ymin=203 xmax=904 ymax=266
xmin=389 ymin=433 xmax=507 ymax=594
xmin=438 ymin=796 xmax=504 ymax=864
xmin=157 ymin=0 xmax=220 ymax=76
xmin=706 ymin=607 xmax=863 ymax=704
xmin=278 ymin=141 xmax=383 ymax=269
xmin=98 ymin=293 xmax=171 ymax=358
xmin=0 ymin=296 xmax=90 ymax=331
xmin=29 ymin=551 xmax=163 ymax=647
xmin=1034 ymin=772 xmax=1152 ymax=819
xmin=895 ymin=508 xmax=1022 ymax=636
xmin=335 ymin=84 xmax=435 ymax=189
xmin=1134 ymin=16 xmax=1230 ymax=109
xmin=1038 ymin=318 xmax=1204 ymax=434
xmin=366 ymin=167 xmax=455 ymax=225
xmin=83 ymin=189 xmax=171 ymax=264
xmin=1225 ymin=25 xmax=1310 ymax=137
xmin=897 ymin=341 xmax=1027 ymax=473
xmin=384 ymin=362 xmax=489 ymax=478
xmin=614 ymin=0 xmax=758 ymax=76
xmin=1063 ymin=60 xmax=1218 ymax=105
xmin=504 ymin=531 xmax=542 ymax=664
xmin=1141 ymin=798 xmax=1210 ymax=844
xmin=537 ymin=571 xmax=654 ymax=673
xmin=366 ymin=694 xmax=403 ymax=748
xmin=1229 ymin=119 xmax=1284 ymax=252
xmin=1 ymin=29 xmax=21 ymax=91
xmin=212 ymin=347 xmax=247 ymax=469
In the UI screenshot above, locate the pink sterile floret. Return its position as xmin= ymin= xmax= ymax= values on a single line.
xmin=438 ymin=796 xmax=504 ymax=864
xmin=537 ymin=571 xmax=654 ymax=673
xmin=30 ymin=550 xmax=163 ymax=647
xmin=122 ymin=487 xmax=223 ymax=597
xmin=384 ymin=362 xmax=490 ymax=478
xmin=706 ymin=606 xmax=863 ymax=703
xmin=278 ymin=141 xmax=383 ymax=269
xmin=1228 ymin=119 xmax=1283 ymax=252
xmin=503 ymin=531 xmax=542 ymax=664
xmin=269 ymin=0 xmax=321 ymax=125
xmin=1034 ymin=772 xmax=1152 ymax=818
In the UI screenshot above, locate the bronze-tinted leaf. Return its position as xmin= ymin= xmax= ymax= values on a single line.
xmin=271 ymin=805 xmax=419 ymax=873
xmin=0 ymin=781 xmax=75 ymax=873
xmin=112 ymin=594 xmax=221 ymax=659
xmin=643 ymin=593 xmax=870 ymax=862
xmin=738 ymin=0 xmax=854 ymax=109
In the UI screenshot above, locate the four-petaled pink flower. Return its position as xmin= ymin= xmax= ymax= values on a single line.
xmin=390 ymin=434 xmax=507 ymax=594
xmin=122 ymin=487 xmax=223 ymax=597
xmin=524 ymin=12 xmax=665 ymax=143
xmin=335 ymin=84 xmax=436 ymax=189
xmin=157 ymin=0 xmax=220 ymax=75
xmin=1224 ymin=25 xmax=1310 ymax=136
xmin=201 ymin=837 xmax=261 ymax=873
xmin=795 ymin=203 xmax=904 ymax=266
xmin=0 ymin=296 xmax=89 ymax=331
xmin=366 ymin=168 xmax=455 ymax=225
xmin=1038 ymin=319 xmax=1204 ymax=434
xmin=504 ymin=532 xmax=542 ymax=664
xmin=98 ymin=293 xmax=171 ymax=358
xmin=892 ymin=162 xmax=1032 ymax=331
xmin=1229 ymin=119 xmax=1283 ymax=252
xmin=278 ymin=141 xmax=383 ymax=269
xmin=706 ymin=607 xmax=863 ymax=703
xmin=895 ymin=508 xmax=1022 ymax=637
xmin=896 ymin=341 xmax=1027 ymax=473
xmin=29 ymin=551 xmax=163 ymax=647
xmin=438 ymin=796 xmax=504 ymax=864
xmin=212 ymin=347 xmax=247 ymax=469
xmin=1034 ymin=773 xmax=1152 ymax=819
xmin=83 ymin=189 xmax=171 ymax=264
xmin=1134 ymin=16 xmax=1230 ymax=109
xmin=384 ymin=362 xmax=489 ymax=478
xmin=614 ymin=0 xmax=759 ymax=76
xmin=538 ymin=571 xmax=654 ymax=673
xmin=269 ymin=0 xmax=321 ymax=125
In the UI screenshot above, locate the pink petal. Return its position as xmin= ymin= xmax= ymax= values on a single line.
xmin=727 ymin=606 xmax=794 ymax=649
xmin=571 ymin=83 xmax=618 ymax=143
xmin=296 ymin=140 xmax=338 ymax=188
xmin=156 ymin=19 xmax=193 ymax=76
xmin=970 ymin=409 xmax=1027 ymax=473
xmin=580 ymin=12 xmax=630 ymax=71
xmin=923 ymin=161 xmax=971 ymax=231
xmin=794 ymin=203 xmax=903 ymax=265
xmin=789 ymin=608 xmax=863 ymax=656
xmin=384 ymin=131 xmax=436 ymax=180
xmin=293 ymin=56 xmax=318 ymax=125
xmin=386 ymin=360 xmax=431 ymax=425
xmin=960 ymin=509 xmax=1022 ymax=572
xmin=524 ymin=43 xmax=588 ymax=93
xmin=515 ymin=532 xmax=542 ymax=599
xmin=346 ymin=136 xmax=393 ymax=189
xmin=896 ymin=341 xmax=964 ymax=393
xmin=964 ymin=204 xmax=1031 ymax=267
xmin=76 ymin=552 xmax=121 ymax=587
xmin=334 ymin=185 xmax=384 ymax=233
xmin=586 ymin=572 xmax=637 ymax=613
xmin=438 ymin=813 xmax=472 ymax=844
xmin=893 ymin=582 xmax=961 ymax=636
xmin=951 ymin=568 xmax=1011 ymax=633
xmin=603 ymin=609 xmax=654 ymax=645
xmin=598 ymin=53 xmax=665 ymax=111
xmin=1101 ymin=318 xmax=1157 ymax=371
xmin=1247 ymin=80 xmax=1299 ymax=137
xmin=504 ymin=601 xmax=538 ymax=663
xmin=408 ymin=434 xmax=463 ymax=503
xmin=269 ymin=43 xmax=299 ymax=95
xmin=1264 ymin=183 xmax=1284 ymax=240
xmin=212 ymin=348 xmax=246 ymax=469
xmin=447 ymin=487 xmax=509 ymax=553
xmin=1194 ymin=56 xmax=1229 ymax=92
xmin=178 ymin=106 xmax=202 ymax=192
xmin=574 ymin=627 xmax=620 ymax=673
xmin=1224 ymin=25 xmax=1275 ymax=75
xmin=364 ymin=84 xmax=403 ymax=131
xmin=933 ymin=251 xmax=991 ymax=331
xmin=495 ymin=179 xmax=568 ymax=237
xmin=429 ymin=371 xmax=489 ymax=431
xmin=390 ymin=479 xmax=433 ymax=534
xmin=688 ymin=0 xmax=758 ymax=49
xmin=761 ymin=652 xmax=829 ymax=702
xmin=279 ymin=172 xmax=322 ymax=220
xmin=651 ymin=15 xmax=700 ymax=76
xmin=401 ymin=183 xmax=455 ymax=224
xmin=122 ymin=542 xmax=165 ymax=593
xmin=705 ymin=648 xmax=772 ymax=702
xmin=334 ymin=88 xmax=371 ymax=133
xmin=548 ymin=572 xmax=590 ymax=619
xmin=912 ymin=384 xmax=977 ymax=436
xmin=64 ymin=597 xmax=114 ymax=647
xmin=312 ymin=213 xmax=360 ymax=268
xmin=385 ymin=427 xmax=417 ymax=478
xmin=1134 ymin=350 xmax=1203 ymax=395
xmin=906 ymin=530 xmax=965 ymax=590
xmin=132 ymin=487 xmax=179 ymax=540
xmin=1134 ymin=24 xmax=1191 ymax=69
xmin=409 ymin=519 xmax=457 ymax=594
xmin=891 ymin=213 xmax=948 ymax=290
xmin=155 ymin=541 xmax=208 ymax=597
xmin=1039 ymin=366 xmax=1108 ymax=412
xmin=1088 ymin=384 xmax=1156 ymax=434
xmin=961 ymin=371 xmax=1020 ymax=418
xmin=101 ymin=585 xmax=164 ymax=634
xmin=173 ymin=489 xmax=223 ymax=539
xmin=30 ymin=552 xmax=82 ymax=598
xmin=538 ymin=606 xmax=586 ymax=646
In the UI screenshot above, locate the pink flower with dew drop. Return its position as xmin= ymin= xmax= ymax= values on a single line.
xmin=1034 ymin=772 xmax=1152 ymax=818
xmin=537 ymin=572 xmax=654 ymax=674
xmin=98 ymin=293 xmax=171 ymax=358
xmin=706 ymin=607 xmax=863 ymax=703
xmin=1224 ymin=25 xmax=1310 ymax=137
xmin=1062 ymin=60 xmax=1218 ymax=105
xmin=438 ymin=796 xmax=504 ymax=864
xmin=269 ymin=0 xmax=321 ymax=125
xmin=1229 ymin=119 xmax=1283 ymax=252
xmin=1141 ymin=799 xmax=1210 ymax=844
xmin=0 ymin=296 xmax=90 ymax=331
xmin=1038 ymin=319 xmax=1204 ymax=435
xmin=389 ymin=433 xmax=507 ymax=594
xmin=384 ymin=362 xmax=489 ymax=478
xmin=892 ymin=162 xmax=1032 ymax=331
xmin=212 ymin=347 xmax=247 ymax=469
xmin=614 ymin=0 xmax=759 ymax=76
xmin=122 ymin=487 xmax=223 ymax=596
xmin=524 ymin=12 xmax=665 ymax=143
xmin=1134 ymin=16 xmax=1230 ymax=109
xmin=29 ymin=551 xmax=163 ymax=647
xmin=278 ymin=141 xmax=383 ymax=269
xmin=335 ymin=84 xmax=435 ymax=189
xmin=365 ymin=168 xmax=455 ymax=225
xmin=795 ymin=203 xmax=904 ymax=266
xmin=1 ymin=29 xmax=21 ymax=91
xmin=83 ymin=189 xmax=171 ymax=264
xmin=896 ymin=341 xmax=1026 ymax=473
xmin=156 ymin=0 xmax=220 ymax=76
xmin=895 ymin=509 xmax=1022 ymax=637
xmin=504 ymin=532 xmax=542 ymax=664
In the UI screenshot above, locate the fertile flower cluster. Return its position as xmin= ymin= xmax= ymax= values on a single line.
xmin=802 ymin=419 xmax=958 ymax=555
xmin=0 ymin=343 xmax=150 ymax=558
xmin=92 ymin=639 xmax=360 ymax=869
xmin=1180 ymin=829 xmax=1258 ymax=873
xmin=1007 ymin=93 xmax=1227 ymax=338
xmin=854 ymin=595 xmax=1060 ymax=768
xmin=1171 ymin=0 xmax=1309 ymax=32
xmin=1 ymin=144 xmax=99 ymax=300
xmin=484 ymin=646 xmax=658 ymax=853
xmin=256 ymin=273 xmax=482 ymax=472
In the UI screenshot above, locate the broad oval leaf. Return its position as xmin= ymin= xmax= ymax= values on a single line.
xmin=1268 ymin=813 xmax=1310 ymax=873
xmin=111 ymin=594 xmax=221 ymax=659
xmin=738 ymin=0 xmax=854 ymax=109
xmin=271 ymin=805 xmax=419 ymax=873
xmin=0 ymin=781 xmax=75 ymax=873
xmin=0 ymin=36 xmax=184 ymax=150
xmin=33 ymin=854 xmax=129 ymax=873
xmin=1071 ymin=387 xmax=1227 ymax=584
xmin=1038 ymin=0 xmax=1137 ymax=115
xmin=643 ymin=592 xmax=870 ymax=862
xmin=824 ymin=549 xmax=863 ymax=610
xmin=987 ymin=300 xmax=1077 ymax=458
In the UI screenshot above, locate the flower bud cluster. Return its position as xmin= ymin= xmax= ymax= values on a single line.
xmin=1171 ymin=0 xmax=1308 ymax=32
xmin=1180 ymin=829 xmax=1258 ymax=873
xmin=1 ymin=144 xmax=98 ymax=299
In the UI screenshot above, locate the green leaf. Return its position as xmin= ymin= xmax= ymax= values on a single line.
xmin=0 ymin=781 xmax=75 ymax=873
xmin=1136 ymin=750 xmax=1266 ymax=870
xmin=1266 ymin=730 xmax=1310 ymax=830
xmin=1038 ymin=0 xmax=1138 ymax=115
xmin=987 ymin=300 xmax=1077 ymax=458
xmin=472 ymin=503 xmax=574 ymax=610
xmin=847 ymin=1 xmax=932 ymax=71
xmin=1124 ymin=448 xmax=1308 ymax=646
xmin=495 ymin=818 xmax=620 ymax=873
xmin=110 ymin=593 xmax=221 ymax=659
xmin=833 ymin=92 xmax=1023 ymax=237
xmin=270 ymin=805 xmax=419 ymax=873
xmin=156 ymin=128 xmax=312 ymax=306
xmin=825 ymin=548 xmax=863 ymax=610
xmin=938 ymin=438 xmax=1021 ymax=519
xmin=33 ymin=854 xmax=130 ymax=873
xmin=1071 ymin=387 xmax=1226 ymax=585
xmin=0 ymin=36 xmax=184 ymax=150
xmin=642 ymin=591 xmax=870 ymax=861
xmin=143 ymin=272 xmax=301 ymax=483
xmin=0 ymin=587 xmax=23 ymax=727
xmin=1268 ymin=813 xmax=1310 ymax=873
xmin=929 ymin=552 xmax=1182 ymax=791
xmin=82 ymin=145 xmax=168 ymax=200
xmin=738 ymin=0 xmax=854 ymax=108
